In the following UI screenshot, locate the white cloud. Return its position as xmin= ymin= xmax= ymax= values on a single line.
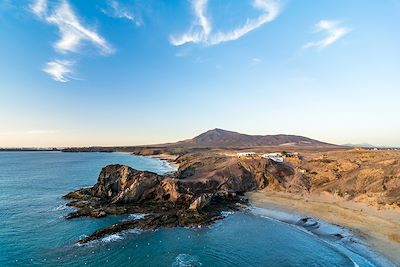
xmin=30 ymin=0 xmax=114 ymax=82
xmin=252 ymin=57 xmax=262 ymax=64
xmin=42 ymin=60 xmax=75 ymax=82
xmin=30 ymin=0 xmax=47 ymax=18
xmin=102 ymin=0 xmax=142 ymax=26
xmin=170 ymin=0 xmax=280 ymax=46
xmin=304 ymin=20 xmax=351 ymax=49
xmin=44 ymin=1 xmax=114 ymax=54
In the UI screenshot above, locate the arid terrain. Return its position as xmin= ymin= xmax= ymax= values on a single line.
xmin=62 ymin=129 xmax=400 ymax=263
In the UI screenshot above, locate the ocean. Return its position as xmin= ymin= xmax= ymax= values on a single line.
xmin=0 ymin=152 xmax=385 ymax=266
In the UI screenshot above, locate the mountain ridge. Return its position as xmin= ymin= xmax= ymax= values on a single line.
xmin=169 ymin=128 xmax=336 ymax=148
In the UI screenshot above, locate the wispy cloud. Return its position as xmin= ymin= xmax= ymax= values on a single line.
xmin=170 ymin=0 xmax=211 ymax=46
xmin=101 ymin=0 xmax=142 ymax=26
xmin=30 ymin=0 xmax=114 ymax=82
xmin=170 ymin=0 xmax=280 ymax=46
xmin=42 ymin=60 xmax=75 ymax=82
xmin=30 ymin=0 xmax=47 ymax=18
xmin=304 ymin=20 xmax=351 ymax=49
xmin=44 ymin=1 xmax=114 ymax=54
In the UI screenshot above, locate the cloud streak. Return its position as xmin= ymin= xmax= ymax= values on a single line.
xmin=30 ymin=0 xmax=47 ymax=18
xmin=102 ymin=0 xmax=142 ymax=26
xmin=31 ymin=0 xmax=114 ymax=82
xmin=34 ymin=0 xmax=114 ymax=54
xmin=42 ymin=60 xmax=75 ymax=82
xmin=304 ymin=20 xmax=351 ymax=49
xmin=170 ymin=0 xmax=280 ymax=46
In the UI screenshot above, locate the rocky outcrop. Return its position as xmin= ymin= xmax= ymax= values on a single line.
xmin=64 ymin=151 xmax=300 ymax=243
xmin=90 ymin=165 xmax=164 ymax=203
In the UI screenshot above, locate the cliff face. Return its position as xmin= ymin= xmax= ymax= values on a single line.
xmin=65 ymin=154 xmax=296 ymax=214
xmin=297 ymin=150 xmax=400 ymax=207
xmin=63 ymin=156 xmax=259 ymax=243
xmin=175 ymin=153 xmax=296 ymax=192
xmin=173 ymin=150 xmax=400 ymax=208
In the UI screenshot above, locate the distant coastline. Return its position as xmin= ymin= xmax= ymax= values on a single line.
xmin=0 ymin=148 xmax=59 ymax=152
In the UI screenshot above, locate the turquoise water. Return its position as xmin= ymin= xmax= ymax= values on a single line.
xmin=0 ymin=152 xmax=379 ymax=266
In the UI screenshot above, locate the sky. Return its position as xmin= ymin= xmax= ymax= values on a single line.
xmin=0 ymin=0 xmax=399 ymax=148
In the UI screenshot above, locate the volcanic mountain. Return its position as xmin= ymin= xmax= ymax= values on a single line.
xmin=170 ymin=128 xmax=335 ymax=148
xmin=61 ymin=128 xmax=337 ymax=153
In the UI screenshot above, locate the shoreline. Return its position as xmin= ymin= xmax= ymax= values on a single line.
xmin=112 ymin=151 xmax=180 ymax=170
xmin=247 ymin=190 xmax=400 ymax=266
xmin=145 ymin=153 xmax=180 ymax=170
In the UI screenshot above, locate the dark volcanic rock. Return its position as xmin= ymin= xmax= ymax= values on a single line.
xmin=90 ymin=165 xmax=164 ymax=204
xmin=64 ymin=152 xmax=298 ymax=243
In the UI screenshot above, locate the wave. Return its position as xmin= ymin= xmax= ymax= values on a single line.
xmin=100 ymin=228 xmax=143 ymax=243
xmin=101 ymin=233 xmax=124 ymax=243
xmin=127 ymin=213 xmax=147 ymax=220
xmin=53 ymin=203 xmax=78 ymax=212
xmin=76 ymin=228 xmax=144 ymax=247
xmin=220 ymin=211 xmax=235 ymax=218
xmin=171 ymin=254 xmax=202 ymax=267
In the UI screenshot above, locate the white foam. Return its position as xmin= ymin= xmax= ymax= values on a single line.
xmin=54 ymin=204 xmax=68 ymax=211
xmin=128 ymin=213 xmax=147 ymax=220
xmin=126 ymin=228 xmax=143 ymax=235
xmin=171 ymin=254 xmax=202 ymax=267
xmin=101 ymin=234 xmax=123 ymax=243
xmin=220 ymin=211 xmax=235 ymax=218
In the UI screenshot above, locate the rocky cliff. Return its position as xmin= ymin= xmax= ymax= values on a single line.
xmin=64 ymin=149 xmax=400 ymax=243
xmin=64 ymin=152 xmax=300 ymax=243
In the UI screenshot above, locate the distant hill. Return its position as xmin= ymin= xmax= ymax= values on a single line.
xmin=169 ymin=128 xmax=336 ymax=148
xmin=61 ymin=128 xmax=339 ymax=152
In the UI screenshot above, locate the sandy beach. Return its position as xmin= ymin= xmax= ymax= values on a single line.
xmin=248 ymin=190 xmax=400 ymax=265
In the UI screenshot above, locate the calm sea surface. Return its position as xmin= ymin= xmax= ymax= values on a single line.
xmin=0 ymin=152 xmax=379 ymax=266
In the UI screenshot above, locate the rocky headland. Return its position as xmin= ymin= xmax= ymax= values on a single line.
xmin=64 ymin=153 xmax=278 ymax=243
xmin=63 ymin=129 xmax=400 ymax=253
xmin=64 ymin=149 xmax=400 ymax=244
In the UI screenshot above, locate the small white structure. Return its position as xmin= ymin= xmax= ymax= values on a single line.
xmin=262 ymin=153 xmax=284 ymax=163
xmin=237 ymin=152 xmax=256 ymax=157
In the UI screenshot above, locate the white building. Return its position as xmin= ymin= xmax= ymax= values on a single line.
xmin=237 ymin=152 xmax=256 ymax=157
xmin=261 ymin=153 xmax=284 ymax=163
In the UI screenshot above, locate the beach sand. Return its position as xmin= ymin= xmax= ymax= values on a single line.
xmin=248 ymin=190 xmax=400 ymax=265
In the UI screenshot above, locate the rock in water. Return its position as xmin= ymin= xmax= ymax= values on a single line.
xmin=90 ymin=164 xmax=163 ymax=203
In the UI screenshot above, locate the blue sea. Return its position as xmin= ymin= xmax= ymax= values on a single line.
xmin=0 ymin=152 xmax=388 ymax=266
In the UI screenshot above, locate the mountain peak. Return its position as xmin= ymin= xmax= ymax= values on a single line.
xmin=173 ymin=128 xmax=334 ymax=148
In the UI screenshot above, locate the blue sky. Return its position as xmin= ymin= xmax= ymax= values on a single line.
xmin=0 ymin=0 xmax=399 ymax=147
